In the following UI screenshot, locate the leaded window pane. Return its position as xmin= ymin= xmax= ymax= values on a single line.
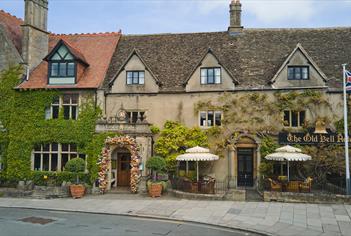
xmin=133 ymin=72 xmax=139 ymax=84
xmin=51 ymin=154 xmax=58 ymax=171
xmin=70 ymin=144 xmax=77 ymax=152
xmin=299 ymin=111 xmax=306 ymax=126
xmin=59 ymin=63 xmax=67 ymax=76
xmin=63 ymin=106 xmax=70 ymax=120
xmin=64 ymin=53 xmax=74 ymax=60
xmin=200 ymin=112 xmax=206 ymax=127
xmin=61 ymin=154 xmax=68 ymax=171
xmin=34 ymin=154 xmax=41 ymax=170
xmin=71 ymin=106 xmax=77 ymax=120
xmin=291 ymin=111 xmax=298 ymax=127
xmin=302 ymin=68 xmax=308 ymax=79
xmin=62 ymin=144 xmax=69 ymax=152
xmin=215 ymin=68 xmax=221 ymax=84
xmin=51 ymin=53 xmax=61 ymax=60
xmin=207 ymin=69 xmax=214 ymax=84
xmin=127 ymin=72 xmax=133 ymax=84
xmin=51 ymin=63 xmax=59 ymax=76
xmin=215 ymin=112 xmax=222 ymax=126
xmin=67 ymin=63 xmax=75 ymax=76
xmin=58 ymin=45 xmax=68 ymax=58
xmin=283 ymin=110 xmax=290 ymax=126
xmin=288 ymin=68 xmax=294 ymax=79
xmin=43 ymin=144 xmax=50 ymax=152
xmin=139 ymin=72 xmax=145 ymax=84
xmin=42 ymin=154 xmax=49 ymax=171
xmin=63 ymin=95 xmax=71 ymax=104
xmin=207 ymin=111 xmax=214 ymax=127
xmin=52 ymin=105 xmax=59 ymax=119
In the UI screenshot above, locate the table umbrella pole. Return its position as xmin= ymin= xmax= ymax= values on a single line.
xmin=287 ymin=161 xmax=290 ymax=182
xmin=197 ymin=161 xmax=199 ymax=182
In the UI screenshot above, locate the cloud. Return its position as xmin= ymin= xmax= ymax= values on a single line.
xmin=244 ymin=0 xmax=315 ymax=23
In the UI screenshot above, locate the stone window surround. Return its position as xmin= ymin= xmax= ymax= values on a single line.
xmin=199 ymin=110 xmax=223 ymax=128
xmin=32 ymin=143 xmax=87 ymax=172
xmin=126 ymin=71 xmax=145 ymax=85
xmin=126 ymin=110 xmax=146 ymax=124
xmin=200 ymin=67 xmax=222 ymax=85
xmin=287 ymin=66 xmax=309 ymax=80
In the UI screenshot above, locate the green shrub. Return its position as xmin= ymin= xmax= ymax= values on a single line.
xmin=64 ymin=158 xmax=85 ymax=184
xmin=31 ymin=171 xmax=89 ymax=186
xmin=146 ymin=156 xmax=166 ymax=181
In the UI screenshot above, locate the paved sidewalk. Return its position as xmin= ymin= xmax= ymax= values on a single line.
xmin=0 ymin=195 xmax=350 ymax=236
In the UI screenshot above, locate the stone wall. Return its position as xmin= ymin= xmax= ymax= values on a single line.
xmin=264 ymin=191 xmax=351 ymax=204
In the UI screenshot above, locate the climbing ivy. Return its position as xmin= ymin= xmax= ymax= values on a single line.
xmin=0 ymin=66 xmax=105 ymax=183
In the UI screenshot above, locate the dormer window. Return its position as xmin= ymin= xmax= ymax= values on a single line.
xmin=126 ymin=71 xmax=145 ymax=85
xmin=201 ymin=67 xmax=221 ymax=84
xmin=288 ymin=66 xmax=309 ymax=80
xmin=48 ymin=44 xmax=76 ymax=85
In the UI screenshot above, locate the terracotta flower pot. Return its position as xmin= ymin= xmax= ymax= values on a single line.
xmin=149 ymin=183 xmax=162 ymax=198
xmin=70 ymin=184 xmax=85 ymax=199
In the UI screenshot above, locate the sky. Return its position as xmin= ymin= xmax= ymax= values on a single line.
xmin=0 ymin=0 xmax=350 ymax=35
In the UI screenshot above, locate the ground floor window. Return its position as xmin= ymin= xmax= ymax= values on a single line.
xmin=33 ymin=143 xmax=86 ymax=171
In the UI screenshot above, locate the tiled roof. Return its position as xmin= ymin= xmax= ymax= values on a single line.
xmin=18 ymin=32 xmax=121 ymax=89
xmin=104 ymin=28 xmax=351 ymax=91
xmin=0 ymin=9 xmax=23 ymax=54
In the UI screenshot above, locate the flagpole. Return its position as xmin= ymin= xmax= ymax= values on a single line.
xmin=342 ymin=63 xmax=350 ymax=195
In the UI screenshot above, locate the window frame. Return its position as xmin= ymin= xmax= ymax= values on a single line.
xmin=32 ymin=143 xmax=87 ymax=172
xmin=126 ymin=71 xmax=145 ymax=85
xmin=283 ymin=110 xmax=306 ymax=128
xmin=200 ymin=67 xmax=222 ymax=85
xmin=45 ymin=94 xmax=79 ymax=120
xmin=287 ymin=66 xmax=310 ymax=80
xmin=126 ymin=110 xmax=146 ymax=124
xmin=47 ymin=45 xmax=77 ymax=85
xmin=199 ymin=110 xmax=223 ymax=128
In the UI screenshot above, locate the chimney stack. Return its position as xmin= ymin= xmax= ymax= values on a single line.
xmin=228 ymin=0 xmax=243 ymax=35
xmin=21 ymin=0 xmax=49 ymax=71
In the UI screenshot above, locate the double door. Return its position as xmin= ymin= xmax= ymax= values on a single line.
xmin=237 ymin=148 xmax=254 ymax=187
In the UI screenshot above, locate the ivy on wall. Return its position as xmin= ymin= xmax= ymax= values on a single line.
xmin=0 ymin=66 xmax=104 ymax=183
xmin=195 ymin=90 xmax=345 ymax=182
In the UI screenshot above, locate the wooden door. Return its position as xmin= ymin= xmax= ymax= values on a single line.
xmin=237 ymin=148 xmax=254 ymax=187
xmin=117 ymin=153 xmax=131 ymax=186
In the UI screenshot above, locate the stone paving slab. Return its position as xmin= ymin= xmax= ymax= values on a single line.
xmin=0 ymin=195 xmax=350 ymax=236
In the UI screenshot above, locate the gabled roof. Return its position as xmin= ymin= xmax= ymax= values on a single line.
xmin=183 ymin=47 xmax=239 ymax=86
xmin=270 ymin=43 xmax=327 ymax=84
xmin=0 ymin=9 xmax=23 ymax=54
xmin=44 ymin=39 xmax=89 ymax=66
xmin=17 ymin=32 xmax=121 ymax=89
xmin=104 ymin=28 xmax=351 ymax=92
xmin=109 ymin=49 xmax=161 ymax=87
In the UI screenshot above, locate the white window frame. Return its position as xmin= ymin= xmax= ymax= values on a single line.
xmin=32 ymin=143 xmax=87 ymax=172
xmin=199 ymin=111 xmax=222 ymax=128
xmin=126 ymin=110 xmax=146 ymax=124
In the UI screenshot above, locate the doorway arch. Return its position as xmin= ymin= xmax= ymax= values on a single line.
xmin=98 ymin=136 xmax=140 ymax=193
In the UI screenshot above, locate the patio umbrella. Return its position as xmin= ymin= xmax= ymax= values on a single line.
xmin=176 ymin=146 xmax=219 ymax=181
xmin=264 ymin=145 xmax=312 ymax=181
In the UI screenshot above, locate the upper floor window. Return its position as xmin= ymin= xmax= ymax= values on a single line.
xmin=45 ymin=94 xmax=79 ymax=120
xmin=127 ymin=71 xmax=145 ymax=85
xmin=200 ymin=68 xmax=221 ymax=84
xmin=199 ymin=111 xmax=222 ymax=127
xmin=126 ymin=111 xmax=145 ymax=124
xmin=288 ymin=66 xmax=309 ymax=80
xmin=48 ymin=45 xmax=76 ymax=85
xmin=284 ymin=110 xmax=305 ymax=128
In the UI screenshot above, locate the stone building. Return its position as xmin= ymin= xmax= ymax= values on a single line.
xmin=0 ymin=0 xmax=350 ymax=192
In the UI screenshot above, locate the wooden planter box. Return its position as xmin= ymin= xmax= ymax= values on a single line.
xmin=149 ymin=183 xmax=162 ymax=198
xmin=70 ymin=184 xmax=85 ymax=199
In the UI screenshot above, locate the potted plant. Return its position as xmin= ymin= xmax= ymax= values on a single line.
xmin=65 ymin=158 xmax=86 ymax=199
xmin=146 ymin=156 xmax=166 ymax=198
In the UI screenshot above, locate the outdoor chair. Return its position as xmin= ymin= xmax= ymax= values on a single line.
xmin=286 ymin=181 xmax=300 ymax=192
xmin=268 ymin=178 xmax=282 ymax=192
xmin=299 ymin=177 xmax=313 ymax=193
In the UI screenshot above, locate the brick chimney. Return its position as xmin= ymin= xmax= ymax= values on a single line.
xmin=21 ymin=0 xmax=49 ymax=71
xmin=228 ymin=0 xmax=243 ymax=35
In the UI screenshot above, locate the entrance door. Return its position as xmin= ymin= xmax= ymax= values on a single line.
xmin=117 ymin=153 xmax=131 ymax=186
xmin=237 ymin=148 xmax=254 ymax=187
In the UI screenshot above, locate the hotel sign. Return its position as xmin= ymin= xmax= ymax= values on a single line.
xmin=279 ymin=132 xmax=350 ymax=145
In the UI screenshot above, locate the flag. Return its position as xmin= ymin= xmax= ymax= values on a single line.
xmin=346 ymin=70 xmax=351 ymax=93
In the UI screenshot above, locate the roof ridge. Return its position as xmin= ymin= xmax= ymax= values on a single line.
xmin=123 ymin=31 xmax=226 ymax=37
xmin=51 ymin=31 xmax=122 ymax=37
xmin=243 ymin=26 xmax=351 ymax=31
xmin=0 ymin=9 xmax=23 ymax=23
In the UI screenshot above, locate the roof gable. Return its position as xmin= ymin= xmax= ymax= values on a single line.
xmin=0 ymin=9 xmax=23 ymax=54
xmin=44 ymin=39 xmax=89 ymax=66
xmin=184 ymin=48 xmax=239 ymax=86
xmin=270 ymin=43 xmax=327 ymax=85
xmin=109 ymin=49 xmax=160 ymax=87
